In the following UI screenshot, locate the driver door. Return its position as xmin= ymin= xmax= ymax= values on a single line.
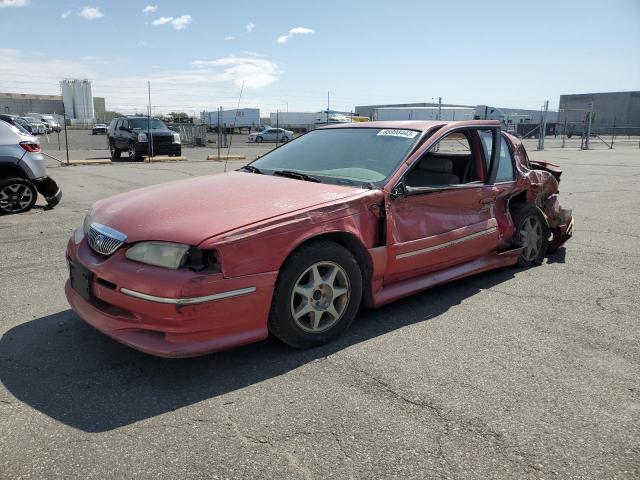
xmin=385 ymin=126 xmax=503 ymax=284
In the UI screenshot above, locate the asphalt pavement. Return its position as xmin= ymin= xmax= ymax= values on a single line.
xmin=0 ymin=143 xmax=639 ymax=479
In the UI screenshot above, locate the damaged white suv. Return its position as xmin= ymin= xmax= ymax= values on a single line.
xmin=0 ymin=119 xmax=62 ymax=214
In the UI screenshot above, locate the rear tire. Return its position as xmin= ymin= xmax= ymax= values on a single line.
xmin=0 ymin=178 xmax=37 ymax=214
xmin=109 ymin=140 xmax=121 ymax=159
xmin=511 ymin=203 xmax=549 ymax=266
xmin=269 ymin=241 xmax=363 ymax=349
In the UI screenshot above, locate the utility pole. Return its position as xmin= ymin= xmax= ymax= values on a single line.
xmin=276 ymin=109 xmax=279 ymax=145
xmin=147 ymin=81 xmax=153 ymax=159
xmin=437 ymin=96 xmax=442 ymax=120
xmin=562 ymin=118 xmax=567 ymax=148
xmin=610 ymin=116 xmax=616 ymax=149
xmin=63 ymin=112 xmax=69 ymax=165
xmin=217 ymin=106 xmax=221 ymax=160
xmin=584 ymin=102 xmax=593 ymax=150
xmin=327 ymin=91 xmax=330 ymax=125
xmin=537 ymin=100 xmax=548 ymax=151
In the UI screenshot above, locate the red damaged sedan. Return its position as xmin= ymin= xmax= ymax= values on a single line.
xmin=65 ymin=120 xmax=573 ymax=357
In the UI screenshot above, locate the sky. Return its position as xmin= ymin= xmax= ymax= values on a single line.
xmin=0 ymin=0 xmax=639 ymax=115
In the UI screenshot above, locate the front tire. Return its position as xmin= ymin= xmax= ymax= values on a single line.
xmin=269 ymin=241 xmax=363 ymax=349
xmin=128 ymin=143 xmax=141 ymax=161
xmin=511 ymin=203 xmax=549 ymax=266
xmin=0 ymin=178 xmax=38 ymax=214
xmin=255 ymin=136 xmax=263 ymax=143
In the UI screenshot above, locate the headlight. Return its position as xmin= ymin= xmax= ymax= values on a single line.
xmin=137 ymin=132 xmax=148 ymax=142
xmin=172 ymin=133 xmax=181 ymax=144
xmin=83 ymin=211 xmax=93 ymax=233
xmin=125 ymin=242 xmax=190 ymax=269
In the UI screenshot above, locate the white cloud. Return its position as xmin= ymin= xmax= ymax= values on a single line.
xmin=78 ymin=6 xmax=104 ymax=20
xmin=61 ymin=9 xmax=72 ymax=18
xmin=246 ymin=22 xmax=255 ymax=33
xmin=243 ymin=51 xmax=266 ymax=57
xmin=142 ymin=4 xmax=157 ymax=14
xmin=224 ymin=36 xmax=236 ymax=41
xmin=0 ymin=0 xmax=29 ymax=7
xmin=151 ymin=14 xmax=191 ymax=30
xmin=191 ymin=56 xmax=278 ymax=89
xmin=137 ymin=41 xmax=150 ymax=47
xmin=277 ymin=26 xmax=314 ymax=44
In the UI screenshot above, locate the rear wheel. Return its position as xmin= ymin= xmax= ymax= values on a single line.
xmin=269 ymin=241 xmax=362 ymax=348
xmin=511 ymin=203 xmax=549 ymax=266
xmin=109 ymin=140 xmax=121 ymax=159
xmin=0 ymin=178 xmax=37 ymax=214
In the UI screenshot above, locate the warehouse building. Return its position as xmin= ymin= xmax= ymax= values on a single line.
xmin=0 ymin=89 xmax=106 ymax=123
xmin=355 ymin=102 xmax=557 ymax=125
xmin=558 ymin=91 xmax=640 ymax=134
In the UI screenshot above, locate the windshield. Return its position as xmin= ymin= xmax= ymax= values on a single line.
xmin=250 ymin=127 xmax=421 ymax=186
xmin=128 ymin=118 xmax=166 ymax=130
xmin=22 ymin=117 xmax=37 ymax=122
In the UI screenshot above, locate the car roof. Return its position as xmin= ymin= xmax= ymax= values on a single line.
xmin=317 ymin=120 xmax=501 ymax=132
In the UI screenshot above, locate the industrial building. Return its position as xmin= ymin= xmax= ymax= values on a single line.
xmin=0 ymin=79 xmax=106 ymax=125
xmin=355 ymin=102 xmax=558 ymax=125
xmin=558 ymin=91 xmax=640 ymax=134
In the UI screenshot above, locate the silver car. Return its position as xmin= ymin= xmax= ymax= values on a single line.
xmin=0 ymin=120 xmax=61 ymax=214
xmin=248 ymin=127 xmax=294 ymax=143
xmin=20 ymin=117 xmax=47 ymax=135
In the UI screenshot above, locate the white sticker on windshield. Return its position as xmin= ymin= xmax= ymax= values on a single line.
xmin=377 ymin=129 xmax=419 ymax=139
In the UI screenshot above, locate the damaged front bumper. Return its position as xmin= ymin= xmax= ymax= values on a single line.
xmin=32 ymin=176 xmax=62 ymax=208
xmin=543 ymin=194 xmax=573 ymax=252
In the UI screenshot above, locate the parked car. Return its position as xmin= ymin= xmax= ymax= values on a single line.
xmin=13 ymin=117 xmax=36 ymax=134
xmin=0 ymin=120 xmax=62 ymax=214
xmin=20 ymin=117 xmax=46 ymax=135
xmin=248 ymin=127 xmax=293 ymax=143
xmin=39 ymin=114 xmax=62 ymax=133
xmin=107 ymin=116 xmax=181 ymax=161
xmin=92 ymin=123 xmax=108 ymax=135
xmin=0 ymin=114 xmax=33 ymax=135
xmin=66 ymin=120 xmax=573 ymax=358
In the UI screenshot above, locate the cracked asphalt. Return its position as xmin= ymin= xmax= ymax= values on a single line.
xmin=1 ymin=142 xmax=639 ymax=479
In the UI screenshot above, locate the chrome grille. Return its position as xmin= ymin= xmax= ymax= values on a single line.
xmin=87 ymin=223 xmax=127 ymax=256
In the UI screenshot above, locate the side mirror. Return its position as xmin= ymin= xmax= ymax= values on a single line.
xmin=389 ymin=182 xmax=406 ymax=200
xmin=118 ymin=125 xmax=129 ymax=132
xmin=168 ymin=126 xmax=177 ymax=132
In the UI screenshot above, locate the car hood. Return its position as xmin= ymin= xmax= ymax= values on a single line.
xmin=91 ymin=171 xmax=367 ymax=245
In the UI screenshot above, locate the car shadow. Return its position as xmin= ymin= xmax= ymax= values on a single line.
xmin=547 ymin=246 xmax=567 ymax=264
xmin=0 ymin=268 xmax=516 ymax=432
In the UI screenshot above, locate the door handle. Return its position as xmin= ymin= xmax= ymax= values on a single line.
xmin=479 ymin=197 xmax=496 ymax=204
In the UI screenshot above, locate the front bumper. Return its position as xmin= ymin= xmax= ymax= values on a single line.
xmin=32 ymin=176 xmax=62 ymax=208
xmin=65 ymin=233 xmax=276 ymax=357
xmin=135 ymin=142 xmax=181 ymax=156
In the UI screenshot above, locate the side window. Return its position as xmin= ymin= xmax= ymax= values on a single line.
xmin=495 ymin=136 xmax=515 ymax=182
xmin=405 ymin=131 xmax=474 ymax=188
xmin=477 ymin=130 xmax=492 ymax=173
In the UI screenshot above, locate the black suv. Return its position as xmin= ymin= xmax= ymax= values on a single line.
xmin=107 ymin=116 xmax=181 ymax=161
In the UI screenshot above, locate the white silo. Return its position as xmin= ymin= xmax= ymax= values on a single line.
xmin=60 ymin=79 xmax=95 ymax=123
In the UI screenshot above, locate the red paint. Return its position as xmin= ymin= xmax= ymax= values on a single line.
xmin=66 ymin=120 xmax=572 ymax=357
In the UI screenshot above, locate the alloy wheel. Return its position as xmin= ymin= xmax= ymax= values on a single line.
xmin=0 ymin=183 xmax=34 ymax=213
xmin=290 ymin=261 xmax=350 ymax=333
xmin=520 ymin=216 xmax=543 ymax=262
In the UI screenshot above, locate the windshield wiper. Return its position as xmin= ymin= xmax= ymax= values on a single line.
xmin=239 ymin=165 xmax=263 ymax=174
xmin=273 ymin=170 xmax=321 ymax=183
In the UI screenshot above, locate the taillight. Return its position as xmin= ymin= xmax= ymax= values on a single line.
xmin=20 ymin=142 xmax=41 ymax=153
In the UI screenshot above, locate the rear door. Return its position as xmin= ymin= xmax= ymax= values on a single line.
xmin=385 ymin=125 xmax=503 ymax=284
